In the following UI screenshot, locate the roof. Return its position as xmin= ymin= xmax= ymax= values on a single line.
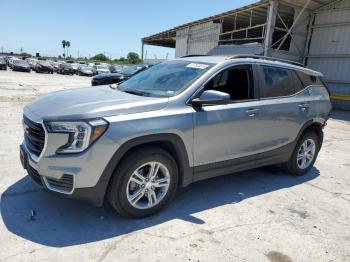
xmin=142 ymin=0 xmax=339 ymax=48
xmin=175 ymin=55 xmax=323 ymax=76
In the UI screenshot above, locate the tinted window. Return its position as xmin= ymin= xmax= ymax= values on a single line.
xmin=204 ymin=65 xmax=254 ymax=101
xmin=296 ymin=71 xmax=323 ymax=87
xmin=259 ymin=65 xmax=300 ymax=98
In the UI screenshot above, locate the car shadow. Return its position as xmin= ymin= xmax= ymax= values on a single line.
xmin=1 ymin=167 xmax=319 ymax=247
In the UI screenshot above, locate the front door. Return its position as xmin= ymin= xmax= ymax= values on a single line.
xmin=193 ymin=64 xmax=263 ymax=167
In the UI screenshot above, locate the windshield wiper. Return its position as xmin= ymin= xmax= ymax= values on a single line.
xmin=123 ymin=89 xmax=151 ymax=97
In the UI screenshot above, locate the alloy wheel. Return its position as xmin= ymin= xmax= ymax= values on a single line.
xmin=126 ymin=162 xmax=170 ymax=210
xmin=297 ymin=138 xmax=316 ymax=169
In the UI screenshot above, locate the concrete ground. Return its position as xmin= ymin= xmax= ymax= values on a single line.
xmin=0 ymin=70 xmax=349 ymax=262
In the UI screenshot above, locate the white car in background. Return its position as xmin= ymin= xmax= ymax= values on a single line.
xmin=93 ymin=64 xmax=110 ymax=75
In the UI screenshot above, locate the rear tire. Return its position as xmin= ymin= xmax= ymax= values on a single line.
xmin=285 ymin=131 xmax=320 ymax=176
xmin=107 ymin=147 xmax=178 ymax=218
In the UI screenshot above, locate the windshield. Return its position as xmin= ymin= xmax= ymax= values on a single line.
xmin=96 ymin=65 xmax=108 ymax=70
xmin=14 ymin=60 xmax=28 ymax=65
xmin=40 ymin=61 xmax=51 ymax=66
xmin=121 ymin=65 xmax=144 ymax=76
xmin=119 ymin=60 xmax=213 ymax=97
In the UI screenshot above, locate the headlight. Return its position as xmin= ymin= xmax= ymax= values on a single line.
xmin=45 ymin=119 xmax=108 ymax=154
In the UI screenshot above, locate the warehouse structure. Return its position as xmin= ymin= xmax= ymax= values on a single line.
xmin=142 ymin=0 xmax=350 ymax=110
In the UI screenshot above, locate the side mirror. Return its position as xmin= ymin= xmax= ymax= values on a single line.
xmin=192 ymin=90 xmax=230 ymax=106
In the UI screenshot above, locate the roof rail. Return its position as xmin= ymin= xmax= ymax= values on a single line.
xmin=228 ymin=55 xmax=305 ymax=67
xmin=180 ymin=54 xmax=209 ymax=58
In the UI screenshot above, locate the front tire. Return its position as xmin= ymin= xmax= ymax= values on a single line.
xmin=285 ymin=131 xmax=320 ymax=176
xmin=108 ymin=147 xmax=178 ymax=218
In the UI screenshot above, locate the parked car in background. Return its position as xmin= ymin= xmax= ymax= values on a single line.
xmin=35 ymin=60 xmax=54 ymax=74
xmin=71 ymin=63 xmax=80 ymax=74
xmin=20 ymin=55 xmax=332 ymax=218
xmin=91 ymin=64 xmax=150 ymax=86
xmin=0 ymin=57 xmax=7 ymax=70
xmin=109 ymin=64 xmax=123 ymax=73
xmin=93 ymin=64 xmax=110 ymax=75
xmin=26 ymin=58 xmax=38 ymax=70
xmin=51 ymin=61 xmax=60 ymax=73
xmin=12 ymin=59 xmax=31 ymax=72
xmin=8 ymin=57 xmax=19 ymax=69
xmin=58 ymin=63 xmax=74 ymax=75
xmin=77 ymin=65 xmax=95 ymax=76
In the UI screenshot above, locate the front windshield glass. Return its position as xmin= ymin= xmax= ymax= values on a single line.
xmin=40 ymin=61 xmax=51 ymax=66
xmin=80 ymin=66 xmax=91 ymax=70
xmin=96 ymin=65 xmax=108 ymax=69
xmin=118 ymin=60 xmax=213 ymax=97
xmin=15 ymin=60 xmax=28 ymax=65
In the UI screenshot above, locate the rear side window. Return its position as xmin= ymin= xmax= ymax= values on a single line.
xmin=296 ymin=71 xmax=323 ymax=87
xmin=259 ymin=65 xmax=301 ymax=98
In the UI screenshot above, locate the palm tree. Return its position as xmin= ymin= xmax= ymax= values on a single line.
xmin=66 ymin=41 xmax=71 ymax=58
xmin=61 ymin=40 xmax=66 ymax=58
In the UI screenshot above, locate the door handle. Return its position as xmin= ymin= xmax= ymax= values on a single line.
xmin=298 ymin=103 xmax=310 ymax=112
xmin=245 ymin=108 xmax=260 ymax=117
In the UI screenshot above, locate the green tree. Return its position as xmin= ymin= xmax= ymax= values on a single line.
xmin=61 ymin=40 xmax=66 ymax=58
xmin=127 ymin=52 xmax=140 ymax=64
xmin=91 ymin=53 xmax=109 ymax=61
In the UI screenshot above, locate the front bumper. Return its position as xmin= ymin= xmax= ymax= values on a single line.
xmin=21 ymin=144 xmax=107 ymax=206
xmin=20 ymin=109 xmax=121 ymax=206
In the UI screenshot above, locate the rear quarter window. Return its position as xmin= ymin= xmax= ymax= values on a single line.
xmin=296 ymin=71 xmax=323 ymax=87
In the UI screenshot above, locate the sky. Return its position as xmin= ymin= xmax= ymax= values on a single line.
xmin=0 ymin=0 xmax=256 ymax=59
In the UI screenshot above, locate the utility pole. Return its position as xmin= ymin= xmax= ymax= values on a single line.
xmin=1 ymin=47 xmax=3 ymax=54
xmin=166 ymin=52 xmax=169 ymax=60
xmin=20 ymin=47 xmax=23 ymax=53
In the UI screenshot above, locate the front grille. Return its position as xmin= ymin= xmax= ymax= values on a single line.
xmin=45 ymin=174 xmax=74 ymax=193
xmin=27 ymin=164 xmax=43 ymax=186
xmin=23 ymin=115 xmax=45 ymax=157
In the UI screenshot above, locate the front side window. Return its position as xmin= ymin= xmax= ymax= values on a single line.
xmin=119 ymin=60 xmax=214 ymax=97
xmin=204 ymin=65 xmax=254 ymax=101
xmin=259 ymin=65 xmax=300 ymax=98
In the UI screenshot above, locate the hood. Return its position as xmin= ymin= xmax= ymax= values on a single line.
xmin=24 ymin=85 xmax=169 ymax=121
xmin=15 ymin=63 xmax=30 ymax=68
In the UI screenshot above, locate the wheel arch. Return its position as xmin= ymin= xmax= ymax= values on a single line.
xmin=297 ymin=120 xmax=325 ymax=148
xmin=95 ymin=133 xmax=193 ymax=205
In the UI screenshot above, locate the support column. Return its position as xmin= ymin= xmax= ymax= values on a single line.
xmin=264 ymin=0 xmax=278 ymax=56
xmin=141 ymin=41 xmax=145 ymax=63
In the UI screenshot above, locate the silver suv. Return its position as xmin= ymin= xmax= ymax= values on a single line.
xmin=20 ymin=55 xmax=332 ymax=217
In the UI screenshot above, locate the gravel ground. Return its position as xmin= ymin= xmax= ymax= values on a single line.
xmin=0 ymin=70 xmax=349 ymax=262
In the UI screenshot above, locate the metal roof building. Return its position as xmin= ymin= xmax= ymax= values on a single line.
xmin=142 ymin=0 xmax=350 ymax=110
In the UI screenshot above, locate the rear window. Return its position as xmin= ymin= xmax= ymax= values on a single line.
xmin=259 ymin=65 xmax=302 ymax=98
xmin=296 ymin=71 xmax=323 ymax=87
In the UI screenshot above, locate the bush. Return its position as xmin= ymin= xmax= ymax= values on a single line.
xmin=127 ymin=52 xmax=141 ymax=64
xmin=91 ymin=53 xmax=109 ymax=61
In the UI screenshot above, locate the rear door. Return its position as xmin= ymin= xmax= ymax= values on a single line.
xmin=255 ymin=64 xmax=310 ymax=151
